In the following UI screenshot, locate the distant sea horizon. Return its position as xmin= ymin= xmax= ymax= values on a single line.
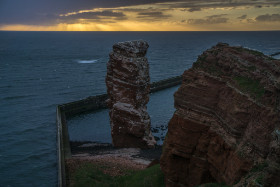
xmin=0 ymin=31 xmax=279 ymax=186
xmin=1 ymin=30 xmax=280 ymax=32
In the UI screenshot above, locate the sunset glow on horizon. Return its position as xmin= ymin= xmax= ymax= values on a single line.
xmin=0 ymin=0 xmax=280 ymax=31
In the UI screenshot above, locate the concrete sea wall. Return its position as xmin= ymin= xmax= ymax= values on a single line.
xmin=56 ymin=75 xmax=182 ymax=187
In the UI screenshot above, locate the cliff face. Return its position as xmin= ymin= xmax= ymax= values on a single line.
xmin=160 ymin=43 xmax=280 ymax=187
xmin=106 ymin=40 xmax=156 ymax=149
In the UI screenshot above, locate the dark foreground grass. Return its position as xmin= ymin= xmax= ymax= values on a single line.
xmin=198 ymin=183 xmax=231 ymax=187
xmin=72 ymin=163 xmax=164 ymax=187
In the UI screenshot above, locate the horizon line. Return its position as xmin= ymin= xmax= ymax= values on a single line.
xmin=0 ymin=30 xmax=280 ymax=32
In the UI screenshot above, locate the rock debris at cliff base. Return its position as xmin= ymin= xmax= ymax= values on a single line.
xmin=160 ymin=43 xmax=280 ymax=187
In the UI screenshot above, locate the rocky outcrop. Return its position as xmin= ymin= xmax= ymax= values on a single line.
xmin=160 ymin=43 xmax=280 ymax=187
xmin=106 ymin=40 xmax=156 ymax=149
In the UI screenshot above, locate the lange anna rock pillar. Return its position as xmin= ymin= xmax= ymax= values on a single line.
xmin=106 ymin=40 xmax=156 ymax=148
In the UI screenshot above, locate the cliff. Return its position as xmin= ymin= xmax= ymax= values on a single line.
xmin=106 ymin=40 xmax=156 ymax=148
xmin=160 ymin=43 xmax=280 ymax=187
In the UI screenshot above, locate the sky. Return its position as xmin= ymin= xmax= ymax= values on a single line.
xmin=0 ymin=0 xmax=279 ymax=31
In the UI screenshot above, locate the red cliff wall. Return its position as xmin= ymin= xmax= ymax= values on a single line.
xmin=160 ymin=43 xmax=280 ymax=187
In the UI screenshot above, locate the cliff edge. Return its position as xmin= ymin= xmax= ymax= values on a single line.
xmin=160 ymin=43 xmax=280 ymax=187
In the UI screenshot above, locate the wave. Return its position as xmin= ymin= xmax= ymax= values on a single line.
xmin=77 ymin=59 xmax=98 ymax=64
xmin=2 ymin=94 xmax=37 ymax=100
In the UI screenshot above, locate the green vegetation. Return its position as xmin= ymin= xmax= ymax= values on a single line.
xmin=117 ymin=164 xmax=165 ymax=187
xmin=245 ymin=65 xmax=257 ymax=72
xmin=193 ymin=55 xmax=207 ymax=68
xmin=236 ymin=47 xmax=275 ymax=60
xmin=250 ymin=162 xmax=269 ymax=173
xmin=255 ymin=175 xmax=264 ymax=185
xmin=72 ymin=163 xmax=164 ymax=187
xmin=206 ymin=63 xmax=223 ymax=76
xmin=196 ymin=183 xmax=231 ymax=187
xmin=234 ymin=76 xmax=265 ymax=100
xmin=237 ymin=150 xmax=246 ymax=158
xmin=242 ymin=48 xmax=264 ymax=57
xmin=73 ymin=163 xmax=114 ymax=187
xmin=247 ymin=50 xmax=264 ymax=57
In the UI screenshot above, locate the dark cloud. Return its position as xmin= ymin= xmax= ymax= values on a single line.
xmin=60 ymin=11 xmax=127 ymax=23
xmin=168 ymin=0 xmax=279 ymax=10
xmin=188 ymin=14 xmax=229 ymax=24
xmin=0 ymin=0 xmax=175 ymax=25
xmin=0 ymin=0 xmax=279 ymax=25
xmin=237 ymin=14 xmax=247 ymax=19
xmin=247 ymin=18 xmax=255 ymax=23
xmin=256 ymin=14 xmax=280 ymax=22
xmin=188 ymin=7 xmax=202 ymax=12
xmin=137 ymin=11 xmax=171 ymax=20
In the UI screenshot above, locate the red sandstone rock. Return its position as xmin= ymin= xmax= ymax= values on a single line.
xmin=160 ymin=43 xmax=280 ymax=187
xmin=106 ymin=40 xmax=156 ymax=149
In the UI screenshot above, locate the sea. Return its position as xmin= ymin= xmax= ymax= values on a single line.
xmin=0 ymin=31 xmax=279 ymax=187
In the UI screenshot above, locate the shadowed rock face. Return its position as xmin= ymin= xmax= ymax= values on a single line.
xmin=106 ymin=40 xmax=156 ymax=149
xmin=160 ymin=43 xmax=280 ymax=187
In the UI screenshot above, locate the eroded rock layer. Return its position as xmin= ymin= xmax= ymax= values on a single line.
xmin=106 ymin=40 xmax=156 ymax=149
xmin=160 ymin=43 xmax=280 ymax=187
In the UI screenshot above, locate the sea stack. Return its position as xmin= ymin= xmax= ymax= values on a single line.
xmin=160 ymin=43 xmax=280 ymax=187
xmin=106 ymin=40 xmax=156 ymax=148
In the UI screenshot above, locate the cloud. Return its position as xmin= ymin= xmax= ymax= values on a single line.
xmin=137 ymin=11 xmax=171 ymax=20
xmin=255 ymin=14 xmax=280 ymax=22
xmin=187 ymin=14 xmax=229 ymax=24
xmin=188 ymin=7 xmax=202 ymax=12
xmin=0 ymin=0 xmax=279 ymax=26
xmin=237 ymin=14 xmax=247 ymax=19
xmin=59 ymin=11 xmax=127 ymax=23
xmin=166 ymin=0 xmax=280 ymax=10
xmin=0 ymin=0 xmax=172 ymax=25
xmin=246 ymin=18 xmax=255 ymax=23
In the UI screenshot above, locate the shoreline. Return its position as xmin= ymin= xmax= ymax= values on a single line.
xmin=57 ymin=75 xmax=182 ymax=187
xmin=67 ymin=141 xmax=162 ymax=186
xmin=70 ymin=141 xmax=162 ymax=166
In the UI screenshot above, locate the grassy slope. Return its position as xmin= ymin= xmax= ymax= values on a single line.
xmin=72 ymin=163 xmax=164 ymax=187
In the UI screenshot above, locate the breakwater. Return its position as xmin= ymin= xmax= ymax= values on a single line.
xmin=56 ymin=75 xmax=182 ymax=187
xmin=58 ymin=75 xmax=182 ymax=118
xmin=270 ymin=52 xmax=280 ymax=57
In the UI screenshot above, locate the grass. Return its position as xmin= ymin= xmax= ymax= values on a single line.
xmin=193 ymin=54 xmax=207 ymax=69
xmin=255 ymin=175 xmax=264 ymax=185
xmin=117 ymin=164 xmax=165 ymax=187
xmin=204 ymin=183 xmax=230 ymax=187
xmin=196 ymin=183 xmax=231 ymax=187
xmin=241 ymin=48 xmax=264 ymax=57
xmin=72 ymin=163 xmax=164 ymax=187
xmin=73 ymin=163 xmax=113 ymax=187
xmin=234 ymin=76 xmax=265 ymax=100
xmin=206 ymin=63 xmax=223 ymax=76
xmin=250 ymin=162 xmax=269 ymax=173
xmin=193 ymin=56 xmax=223 ymax=76
xmin=245 ymin=65 xmax=257 ymax=72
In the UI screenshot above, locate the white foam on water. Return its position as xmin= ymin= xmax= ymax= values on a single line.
xmin=77 ymin=59 xmax=98 ymax=64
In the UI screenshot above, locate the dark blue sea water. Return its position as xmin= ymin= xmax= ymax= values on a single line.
xmin=67 ymin=85 xmax=179 ymax=145
xmin=0 ymin=31 xmax=279 ymax=187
